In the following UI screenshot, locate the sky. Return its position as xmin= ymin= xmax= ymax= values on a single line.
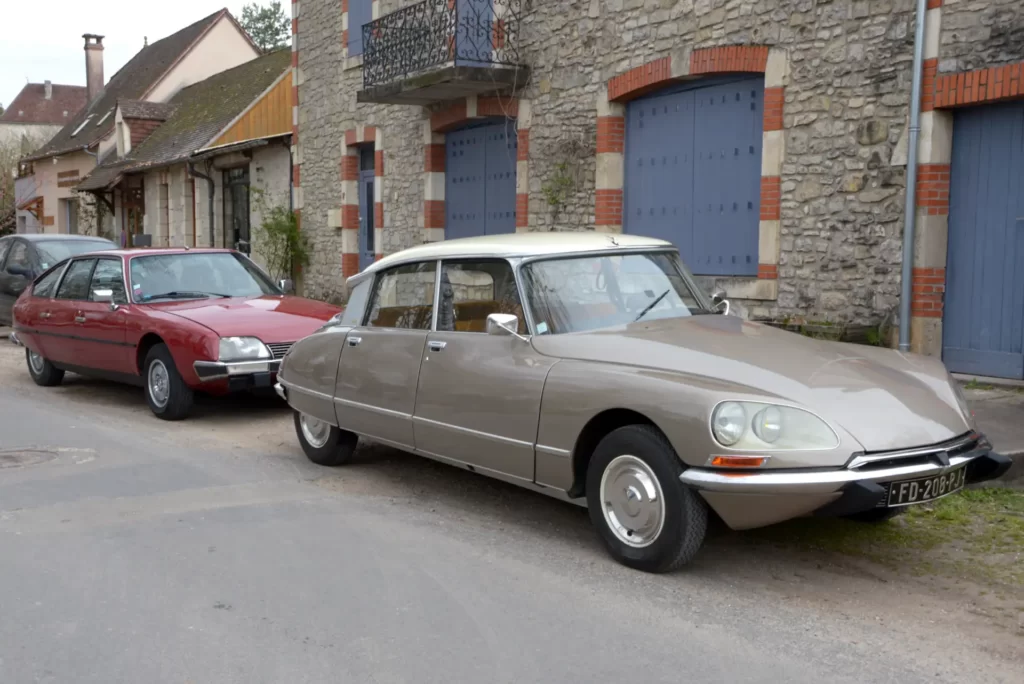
xmin=1 ymin=2 xmax=253 ymax=111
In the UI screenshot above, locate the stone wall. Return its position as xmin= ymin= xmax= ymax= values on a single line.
xmin=296 ymin=0 xmax=1004 ymax=325
xmin=939 ymin=0 xmax=1024 ymax=72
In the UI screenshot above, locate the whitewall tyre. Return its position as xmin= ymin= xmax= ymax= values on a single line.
xmin=587 ymin=425 xmax=708 ymax=573
xmin=294 ymin=411 xmax=358 ymax=466
xmin=144 ymin=344 xmax=193 ymax=421
xmin=25 ymin=348 xmax=64 ymax=387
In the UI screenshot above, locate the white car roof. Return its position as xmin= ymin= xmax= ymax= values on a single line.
xmin=360 ymin=232 xmax=674 ymax=280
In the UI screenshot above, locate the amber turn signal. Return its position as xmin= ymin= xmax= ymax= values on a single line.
xmin=709 ymin=455 xmax=769 ymax=468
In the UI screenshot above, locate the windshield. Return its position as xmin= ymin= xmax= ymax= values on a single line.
xmin=36 ymin=239 xmax=115 ymax=270
xmin=128 ymin=252 xmax=280 ymax=303
xmin=521 ymin=251 xmax=710 ymax=335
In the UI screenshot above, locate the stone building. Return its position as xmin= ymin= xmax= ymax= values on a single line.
xmin=291 ymin=0 xmax=1024 ymax=379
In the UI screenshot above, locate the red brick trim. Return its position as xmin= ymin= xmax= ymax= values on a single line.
xmin=691 ymin=45 xmax=770 ymax=75
xmin=759 ymin=176 xmax=781 ymax=221
xmin=607 ymin=57 xmax=671 ymax=102
xmin=424 ymin=200 xmax=446 ymax=229
xmin=516 ymin=194 xmax=528 ymax=228
xmin=758 ymin=264 xmax=778 ymax=280
xmin=292 ymin=165 xmax=301 ymax=186
xmin=595 ymin=189 xmax=623 ymax=226
xmin=430 ymin=97 xmax=518 ymax=132
xmin=342 ymin=253 xmax=359 ymax=278
xmin=935 ymin=62 xmax=1024 ymax=108
xmin=341 ymin=204 xmax=359 ymax=231
xmin=912 ymin=267 xmax=945 ymax=317
xmin=516 ymin=129 xmax=529 ymax=161
xmin=344 ymin=126 xmax=376 ymax=147
xmin=341 ymin=155 xmax=358 ymax=181
xmin=341 ymin=0 xmax=348 ymax=11
xmin=596 ymin=116 xmax=625 ymax=154
xmin=927 ymin=0 xmax=942 ymax=8
xmin=374 ymin=254 xmax=383 ymax=262
xmin=478 ymin=96 xmax=518 ymax=118
xmin=425 ymin=144 xmax=445 ymax=172
xmin=916 ymin=163 xmax=950 ymax=215
xmin=374 ymin=202 xmax=383 ymax=228
xmin=374 ymin=150 xmax=384 ymax=176
xmin=763 ymin=87 xmax=784 ymax=131
xmin=431 ymin=101 xmax=469 ymax=132
xmin=921 ymin=58 xmax=937 ymax=112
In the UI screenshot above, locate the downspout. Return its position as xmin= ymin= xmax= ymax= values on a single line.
xmin=188 ymin=160 xmax=216 ymax=248
xmin=898 ymin=0 xmax=929 ymax=352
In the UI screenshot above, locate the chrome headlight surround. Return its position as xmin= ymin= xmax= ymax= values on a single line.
xmin=710 ymin=400 xmax=840 ymax=451
xmin=218 ymin=336 xmax=272 ymax=362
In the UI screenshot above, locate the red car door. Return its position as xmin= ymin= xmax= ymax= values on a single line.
xmin=13 ymin=261 xmax=67 ymax=360
xmin=47 ymin=258 xmax=97 ymax=367
xmin=75 ymin=257 xmax=131 ymax=374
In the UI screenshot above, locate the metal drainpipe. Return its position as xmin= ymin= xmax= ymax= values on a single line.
xmin=188 ymin=161 xmax=216 ymax=248
xmin=898 ymin=0 xmax=929 ymax=352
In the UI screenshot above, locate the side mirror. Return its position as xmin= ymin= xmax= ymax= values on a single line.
xmin=278 ymin=278 xmax=295 ymax=294
xmin=711 ymin=289 xmax=730 ymax=316
xmin=92 ymin=288 xmax=114 ymax=303
xmin=7 ymin=264 xmax=28 ymax=278
xmin=486 ymin=313 xmax=521 ymax=337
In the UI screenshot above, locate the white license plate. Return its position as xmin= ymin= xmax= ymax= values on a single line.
xmin=887 ymin=465 xmax=968 ymax=507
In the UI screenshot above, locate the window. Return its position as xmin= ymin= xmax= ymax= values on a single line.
xmin=0 ymin=239 xmax=10 ymax=267
xmin=365 ymin=262 xmax=436 ymax=329
xmin=521 ymin=251 xmax=709 ymax=335
xmin=70 ymin=114 xmax=94 ymax=138
xmin=89 ymin=259 xmax=127 ymax=303
xmin=56 ymin=259 xmax=97 ymax=300
xmin=348 ymin=0 xmax=372 ymax=56
xmin=437 ymin=260 xmax=524 ymax=333
xmin=339 ymin=279 xmax=371 ymax=326
xmin=35 ymin=239 xmax=115 ymax=270
xmin=5 ymin=241 xmax=31 ymax=276
xmin=32 ymin=264 xmax=66 ymax=299
xmin=128 ymin=252 xmax=278 ymax=303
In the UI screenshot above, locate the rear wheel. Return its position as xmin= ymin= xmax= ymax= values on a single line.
xmin=294 ymin=411 xmax=358 ymax=466
xmin=26 ymin=348 xmax=64 ymax=387
xmin=586 ymin=425 xmax=708 ymax=573
xmin=144 ymin=344 xmax=194 ymax=420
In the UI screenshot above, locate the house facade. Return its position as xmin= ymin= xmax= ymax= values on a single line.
xmin=291 ymin=0 xmax=1024 ymax=378
xmin=18 ymin=10 xmax=260 ymax=239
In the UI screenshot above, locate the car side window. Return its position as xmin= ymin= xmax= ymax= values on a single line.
xmin=365 ymin=261 xmax=436 ymax=330
xmin=436 ymin=259 xmax=525 ymax=334
xmin=0 ymin=239 xmax=10 ymax=268
xmin=89 ymin=259 xmax=127 ymax=303
xmin=31 ymin=265 xmax=66 ymax=299
xmin=5 ymin=241 xmax=30 ymax=276
xmin=55 ymin=259 xmax=97 ymax=301
xmin=339 ymin=279 xmax=371 ymax=326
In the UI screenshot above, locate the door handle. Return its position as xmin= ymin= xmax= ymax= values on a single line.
xmin=428 ymin=340 xmax=447 ymax=352
xmin=347 ymin=336 xmax=362 ymax=347
xmin=74 ymin=315 xmax=86 ymax=324
xmin=39 ymin=312 xmax=51 ymax=319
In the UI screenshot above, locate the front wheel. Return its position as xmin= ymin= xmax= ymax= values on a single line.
xmin=26 ymin=348 xmax=64 ymax=387
xmin=294 ymin=411 xmax=358 ymax=466
xmin=587 ymin=425 xmax=708 ymax=573
xmin=144 ymin=344 xmax=194 ymax=420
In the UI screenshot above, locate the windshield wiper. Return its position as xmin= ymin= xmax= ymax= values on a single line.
xmin=141 ymin=291 xmax=230 ymax=302
xmin=634 ymin=289 xmax=670 ymax=322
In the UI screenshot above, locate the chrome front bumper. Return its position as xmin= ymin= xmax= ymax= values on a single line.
xmin=274 ymin=382 xmax=287 ymax=401
xmin=9 ymin=331 xmax=22 ymax=346
xmin=193 ymin=359 xmax=281 ymax=382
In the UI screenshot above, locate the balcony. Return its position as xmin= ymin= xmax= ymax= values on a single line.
xmin=357 ymin=0 xmax=528 ymax=106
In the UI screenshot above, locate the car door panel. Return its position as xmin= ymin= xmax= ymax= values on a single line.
xmin=48 ymin=259 xmax=97 ymax=366
xmin=76 ymin=258 xmax=131 ymax=374
xmin=413 ymin=332 xmax=556 ymax=482
xmin=285 ymin=325 xmax=352 ymax=425
xmin=0 ymin=240 xmax=30 ymax=325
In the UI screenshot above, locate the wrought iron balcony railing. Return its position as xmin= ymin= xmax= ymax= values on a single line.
xmin=362 ymin=0 xmax=525 ymax=90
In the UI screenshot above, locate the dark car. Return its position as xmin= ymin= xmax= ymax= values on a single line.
xmin=0 ymin=234 xmax=116 ymax=325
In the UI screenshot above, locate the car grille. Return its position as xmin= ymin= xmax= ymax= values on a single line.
xmin=266 ymin=342 xmax=294 ymax=359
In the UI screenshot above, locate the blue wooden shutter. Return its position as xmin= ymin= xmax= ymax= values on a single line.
xmin=484 ymin=125 xmax=517 ymax=235
xmin=349 ymin=0 xmax=371 ymax=57
xmin=446 ymin=128 xmax=487 ymax=240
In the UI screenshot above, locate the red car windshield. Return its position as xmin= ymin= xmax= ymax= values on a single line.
xmin=128 ymin=252 xmax=280 ymax=303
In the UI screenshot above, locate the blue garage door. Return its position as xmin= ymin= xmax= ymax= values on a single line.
xmin=943 ymin=101 xmax=1024 ymax=378
xmin=624 ymin=76 xmax=763 ymax=276
xmin=446 ymin=122 xmax=517 ymax=240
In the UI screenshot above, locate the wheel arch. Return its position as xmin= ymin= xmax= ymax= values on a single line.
xmin=135 ymin=333 xmax=166 ymax=374
xmin=568 ymin=408 xmax=664 ymax=498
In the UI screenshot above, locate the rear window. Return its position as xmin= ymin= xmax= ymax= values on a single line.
xmin=32 ymin=264 xmax=66 ymax=299
xmin=36 ymin=239 xmax=115 ymax=270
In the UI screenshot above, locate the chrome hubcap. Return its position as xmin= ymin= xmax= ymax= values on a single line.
xmin=148 ymin=360 xmax=170 ymax=408
xmin=600 ymin=455 xmax=665 ymax=548
xmin=299 ymin=414 xmax=331 ymax=449
xmin=28 ymin=350 xmax=45 ymax=375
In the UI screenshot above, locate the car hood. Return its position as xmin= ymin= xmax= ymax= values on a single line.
xmin=530 ymin=315 xmax=972 ymax=452
xmin=154 ymin=295 xmax=340 ymax=342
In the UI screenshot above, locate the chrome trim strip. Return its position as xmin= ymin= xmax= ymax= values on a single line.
xmin=680 ymin=452 xmax=980 ymax=496
xmin=285 ymin=383 xmax=334 ymax=402
xmin=333 ymin=395 xmax=410 ymax=420
xmin=536 ymin=444 xmax=571 ymax=458
xmin=412 ymin=415 xmax=534 ymax=448
xmin=847 ymin=432 xmax=978 ymax=469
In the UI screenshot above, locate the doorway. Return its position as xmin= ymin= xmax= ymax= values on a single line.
xmin=224 ymin=167 xmax=251 ymax=254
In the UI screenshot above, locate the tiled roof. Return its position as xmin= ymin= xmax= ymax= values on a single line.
xmin=0 ymin=83 xmax=88 ymax=126
xmin=112 ymin=49 xmax=291 ymax=172
xmin=118 ymin=100 xmax=177 ymax=120
xmin=24 ymin=9 xmax=229 ymax=161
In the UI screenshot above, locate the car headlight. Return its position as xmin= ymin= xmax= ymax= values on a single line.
xmin=711 ymin=401 xmax=839 ymax=450
xmin=218 ymin=336 xmax=271 ymax=361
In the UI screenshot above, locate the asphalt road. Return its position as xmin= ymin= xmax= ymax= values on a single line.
xmin=0 ymin=343 xmax=1021 ymax=683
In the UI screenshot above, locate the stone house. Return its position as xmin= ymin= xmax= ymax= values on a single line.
xmin=76 ymin=50 xmax=295 ymax=275
xmin=291 ymin=0 xmax=1024 ymax=378
xmin=19 ymin=9 xmax=261 ymax=240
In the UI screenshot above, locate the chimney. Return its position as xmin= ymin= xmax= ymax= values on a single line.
xmin=83 ymin=34 xmax=105 ymax=103
xmin=44 ymin=80 xmax=52 ymax=100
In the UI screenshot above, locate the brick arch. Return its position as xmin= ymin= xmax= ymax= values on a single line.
xmin=423 ymin=95 xmax=530 ymax=243
xmin=596 ymin=45 xmax=787 ymax=300
xmin=338 ymin=125 xmax=384 ymax=277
